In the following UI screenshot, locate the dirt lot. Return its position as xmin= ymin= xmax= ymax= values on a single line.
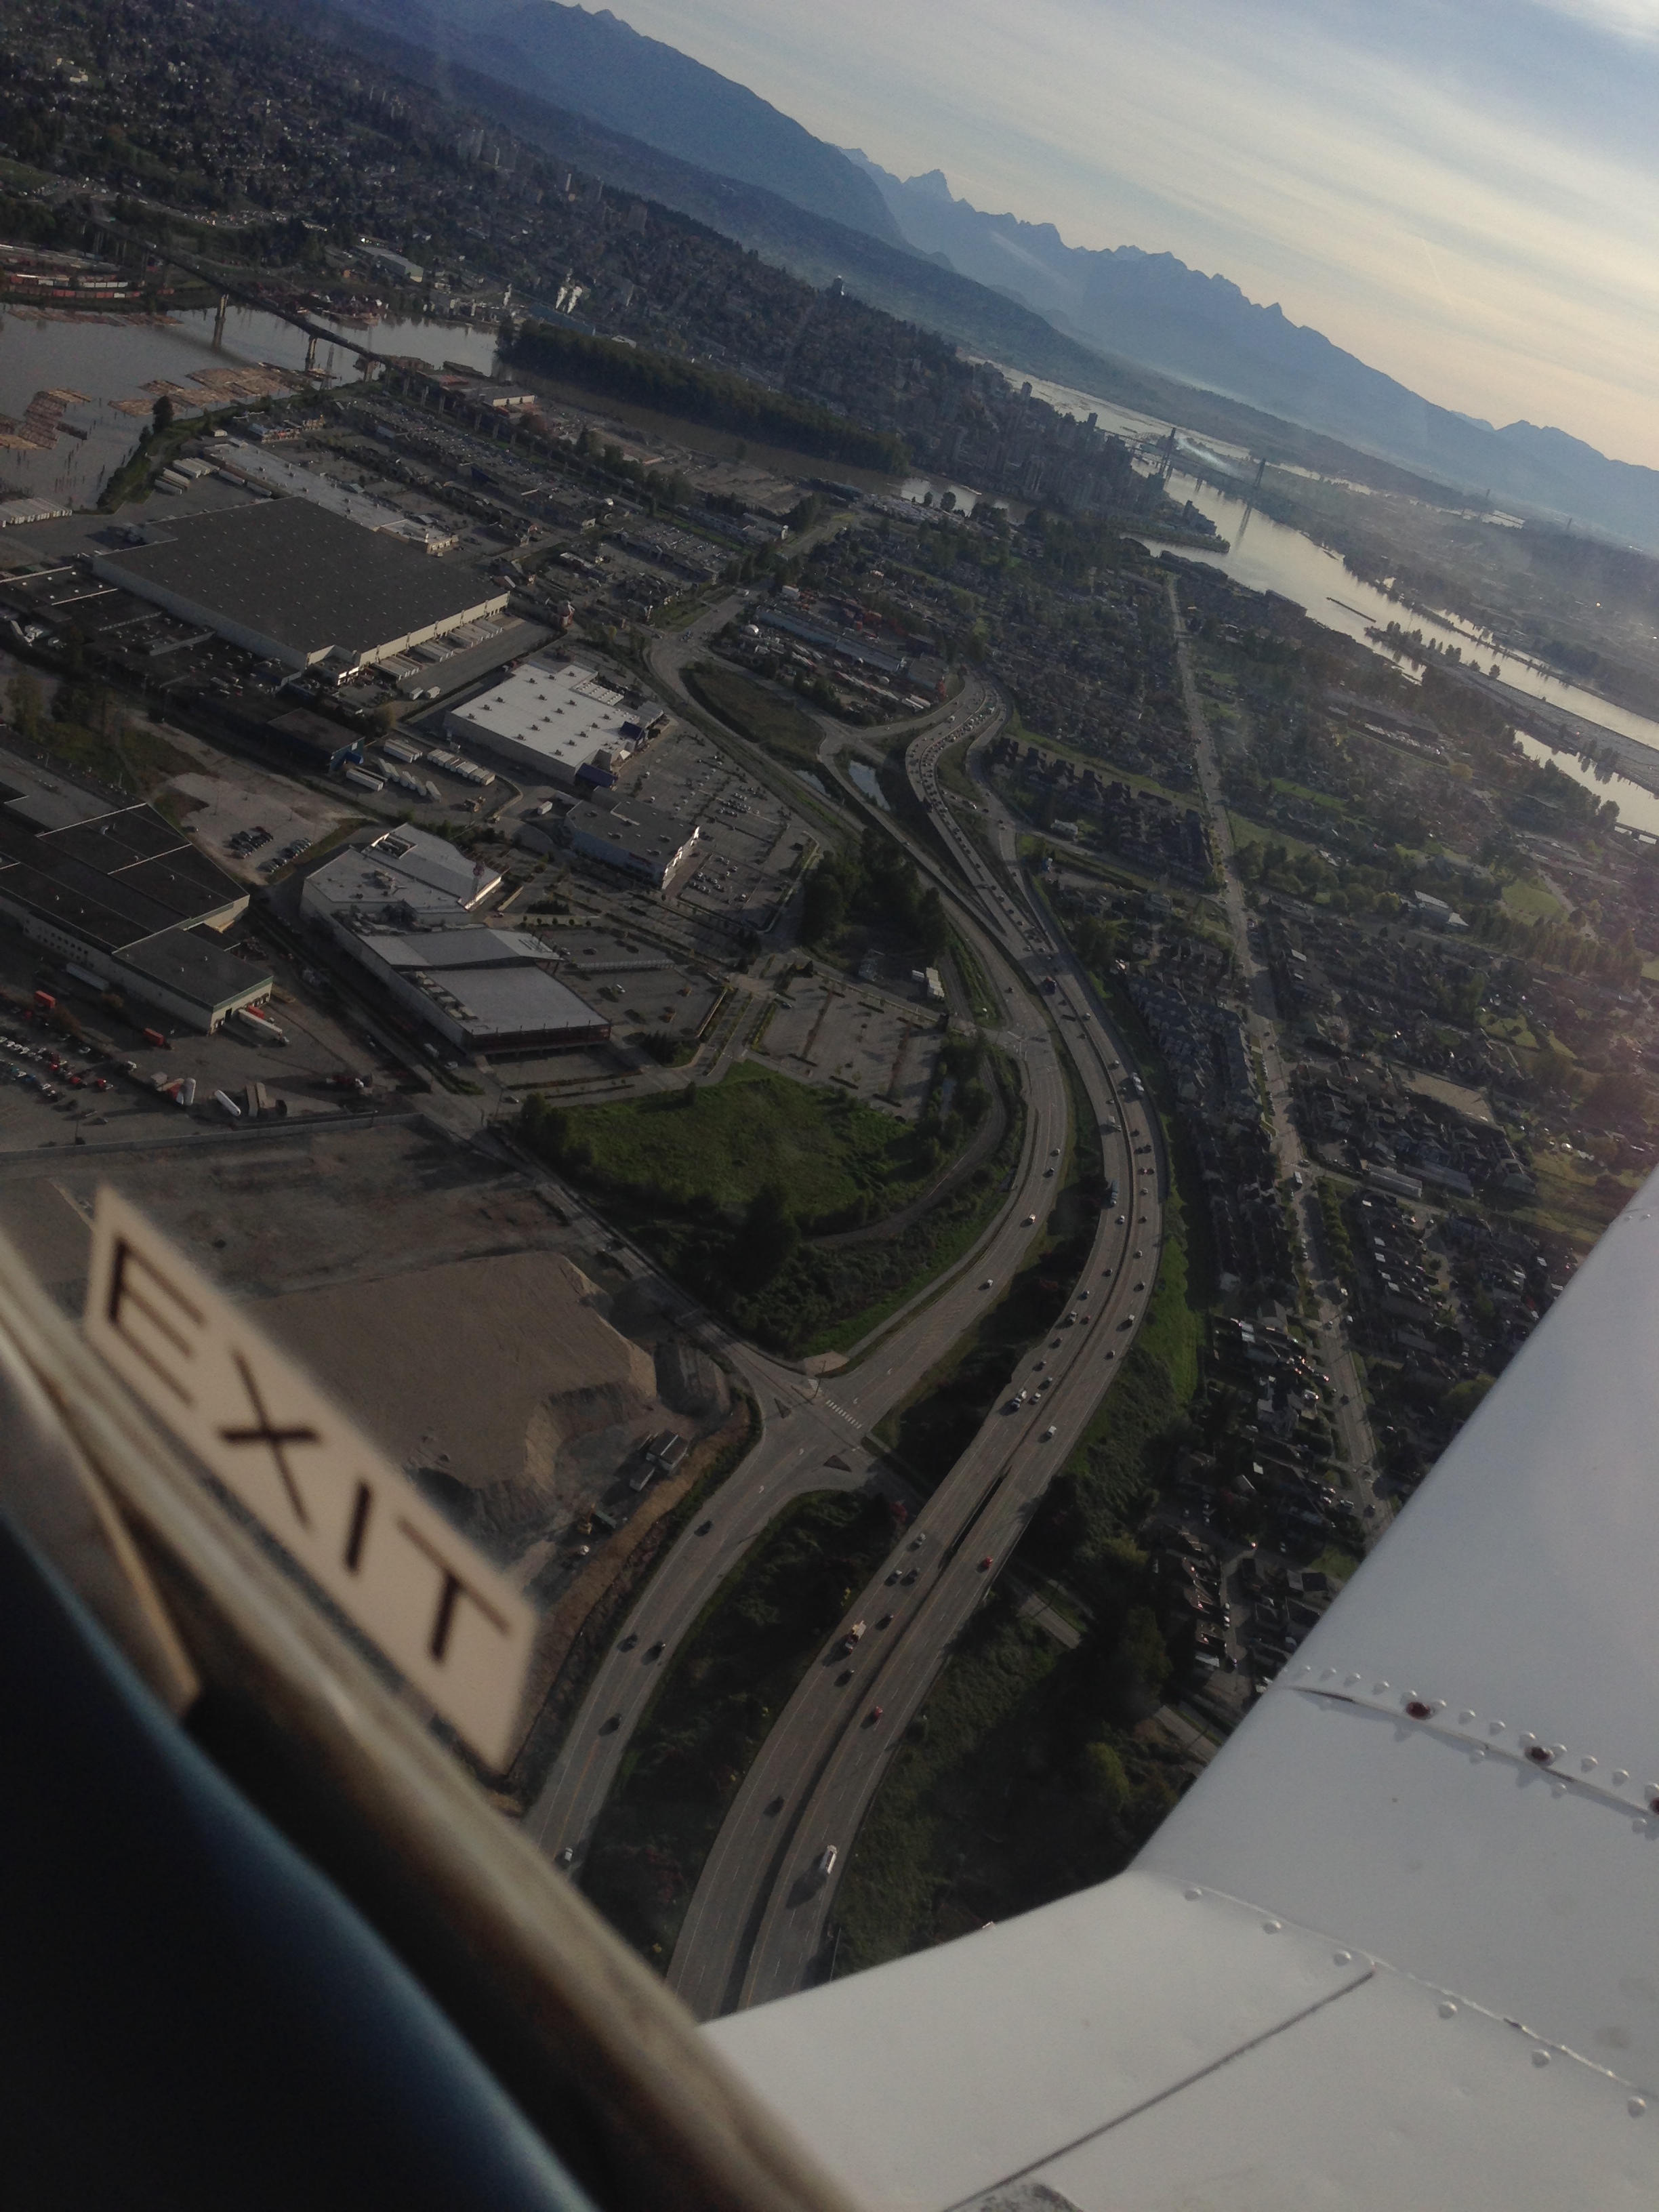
xmin=0 ymin=1121 xmax=731 ymax=1593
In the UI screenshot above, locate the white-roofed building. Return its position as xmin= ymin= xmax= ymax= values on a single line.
xmin=299 ymin=827 xmax=501 ymax=930
xmin=447 ymin=657 xmax=665 ymax=789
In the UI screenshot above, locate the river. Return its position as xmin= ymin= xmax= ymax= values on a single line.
xmin=0 ymin=302 xmax=499 ymax=510
xmin=996 ymin=367 xmax=1659 ymax=834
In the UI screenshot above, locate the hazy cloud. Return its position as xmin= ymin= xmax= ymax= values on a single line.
xmin=619 ymin=0 xmax=1659 ymax=464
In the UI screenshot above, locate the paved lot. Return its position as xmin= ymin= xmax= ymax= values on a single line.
xmin=757 ymin=977 xmax=941 ymax=1119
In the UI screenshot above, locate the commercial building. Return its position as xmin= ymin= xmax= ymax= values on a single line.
xmin=91 ymin=499 xmax=508 ymax=674
xmin=300 ymin=825 xmax=502 ymax=929
xmin=300 ymin=827 xmax=605 ymax=1052
xmin=447 ymin=658 xmax=665 ymax=788
xmin=563 ymin=798 xmax=701 ymax=890
xmin=0 ymin=747 xmax=268 ymax=1030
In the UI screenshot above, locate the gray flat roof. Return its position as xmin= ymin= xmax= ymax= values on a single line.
xmin=119 ymin=927 xmax=266 ymax=1011
xmin=92 ymin=499 xmax=507 ymax=661
xmin=567 ymin=798 xmax=699 ymax=867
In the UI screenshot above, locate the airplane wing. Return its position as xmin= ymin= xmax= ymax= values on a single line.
xmin=704 ymin=1182 xmax=1659 ymax=2209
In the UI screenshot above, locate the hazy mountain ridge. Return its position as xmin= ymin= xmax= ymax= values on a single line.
xmin=851 ymin=153 xmax=1659 ymax=550
xmin=325 ymin=0 xmax=902 ymax=243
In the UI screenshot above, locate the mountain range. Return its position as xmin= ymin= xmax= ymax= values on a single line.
xmin=316 ymin=1 xmax=1659 ymax=551
xmin=848 ymin=156 xmax=1659 ymax=551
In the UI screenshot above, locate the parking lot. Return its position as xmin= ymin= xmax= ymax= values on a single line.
xmin=618 ymin=731 xmax=812 ymax=933
xmin=757 ymin=975 xmax=942 ymax=1118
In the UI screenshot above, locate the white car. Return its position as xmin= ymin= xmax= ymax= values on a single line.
xmin=1042 ymin=1425 xmax=1057 ymax=1441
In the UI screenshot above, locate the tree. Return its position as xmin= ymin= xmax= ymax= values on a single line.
xmin=800 ymin=865 xmax=846 ymax=947
xmin=7 ymin=670 xmax=42 ymax=743
xmin=1078 ymin=1740 xmax=1130 ymax=1816
xmin=151 ymin=394 xmax=173 ymax=436
xmin=737 ymin=1183 xmax=798 ymax=1289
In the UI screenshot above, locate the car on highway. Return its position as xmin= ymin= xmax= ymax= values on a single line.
xmin=1120 ymin=1315 xmax=1136 ymax=1330
xmin=1042 ymin=1425 xmax=1057 ymax=1440
xmin=836 ymin=1666 xmax=855 ymax=1685
xmin=1023 ymin=1214 xmax=1037 ymax=1226
xmin=557 ymin=1847 xmax=575 ymax=1866
xmin=878 ymin=1613 xmax=895 ymax=1629
xmin=696 ymin=1519 xmax=714 ymax=1534
xmin=766 ymin=1795 xmax=785 ymax=1816
xmin=911 ymin=1533 xmax=927 ymax=1549
xmin=815 ymin=1846 xmax=838 ymax=1877
xmin=1134 ymin=1279 xmax=1146 ymax=1291
xmin=977 ymin=1555 xmax=994 ymax=1572
xmin=863 ymin=1706 xmax=884 ymax=1727
xmin=619 ymin=1633 xmax=638 ymax=1652
xmin=980 ymin=1277 xmax=994 ymax=1290
xmin=600 ymin=1715 xmax=621 ymax=1734
xmin=646 ymin=1641 xmax=665 ymax=1660
xmin=1116 ymin=1213 xmax=1126 ymax=1224
xmin=901 ymin=1568 xmax=919 ymax=1584
xmin=1043 ymin=1167 xmax=1055 ymax=1178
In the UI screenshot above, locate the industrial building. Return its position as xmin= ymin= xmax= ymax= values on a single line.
xmin=91 ymin=499 xmax=509 ymax=674
xmin=300 ymin=825 xmax=502 ymax=929
xmin=447 ymin=658 xmax=665 ymax=787
xmin=0 ymin=748 xmax=269 ymax=1031
xmin=300 ymin=827 xmax=605 ymax=1052
xmin=563 ymin=798 xmax=701 ymax=890
xmin=346 ymin=926 xmax=611 ymax=1054
xmin=211 ymin=442 xmax=459 ymax=552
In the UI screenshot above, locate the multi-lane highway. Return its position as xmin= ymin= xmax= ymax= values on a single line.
xmin=665 ymin=698 xmax=1166 ymax=2017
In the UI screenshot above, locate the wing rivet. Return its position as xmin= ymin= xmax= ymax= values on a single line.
xmin=1532 ymin=2050 xmax=1551 ymax=2068
xmin=1614 ymin=1771 xmax=1631 ymax=1786
xmin=1439 ymin=2001 xmax=1458 ymax=2018
xmin=1184 ymin=1887 xmax=1202 ymax=1900
xmin=1262 ymin=1919 xmax=1282 ymax=1933
xmin=1629 ymin=2098 xmax=1647 ymax=2118
xmin=1334 ymin=1950 xmax=1353 ymax=1965
xmin=1525 ymin=1745 xmax=1555 ymax=1765
xmin=1345 ymin=1673 xmax=1361 ymax=1686
xmin=1406 ymin=1700 xmax=1434 ymax=1721
xmin=1460 ymin=1710 xmax=1477 ymax=1724
xmin=1580 ymin=1757 xmax=1598 ymax=1773
xmin=1489 ymin=1721 xmax=1507 ymax=1734
xmin=1374 ymin=1682 xmax=1389 ymax=1694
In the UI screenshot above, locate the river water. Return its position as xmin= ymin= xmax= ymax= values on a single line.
xmin=996 ymin=367 xmax=1659 ymax=833
xmin=0 ymin=302 xmax=499 ymax=509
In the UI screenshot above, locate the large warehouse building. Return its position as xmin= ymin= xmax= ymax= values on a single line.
xmin=447 ymin=657 xmax=665 ymax=787
xmin=302 ymin=827 xmax=608 ymax=1054
xmin=91 ymin=499 xmax=509 ymax=673
xmin=0 ymin=747 xmax=269 ymax=1030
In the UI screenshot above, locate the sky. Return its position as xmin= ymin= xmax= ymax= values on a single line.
xmin=609 ymin=0 xmax=1659 ymax=469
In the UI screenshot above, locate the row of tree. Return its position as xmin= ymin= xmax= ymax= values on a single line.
xmin=801 ymin=823 xmax=949 ymax=959
xmin=508 ymin=322 xmax=907 ymax=474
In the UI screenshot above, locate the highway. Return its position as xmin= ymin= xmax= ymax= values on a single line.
xmin=666 ymin=695 xmax=1166 ymax=2017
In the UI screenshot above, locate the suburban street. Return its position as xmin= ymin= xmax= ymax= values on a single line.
xmin=1167 ymin=582 xmax=1388 ymax=1533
